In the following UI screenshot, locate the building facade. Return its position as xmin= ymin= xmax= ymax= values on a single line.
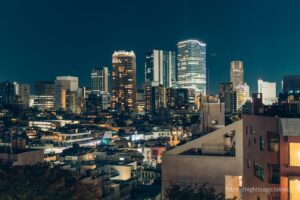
xmin=219 ymin=82 xmax=237 ymax=114
xmin=55 ymin=76 xmax=78 ymax=111
xmin=111 ymin=51 xmax=136 ymax=112
xmin=145 ymin=50 xmax=176 ymax=88
xmin=243 ymin=115 xmax=300 ymax=200
xmin=91 ymin=67 xmax=109 ymax=94
xmin=0 ymin=81 xmax=15 ymax=106
xmin=177 ymin=40 xmax=206 ymax=95
xmin=18 ymin=84 xmax=31 ymax=108
xmin=258 ymin=79 xmax=277 ymax=105
xmin=230 ymin=61 xmax=244 ymax=88
xmin=236 ymin=82 xmax=250 ymax=110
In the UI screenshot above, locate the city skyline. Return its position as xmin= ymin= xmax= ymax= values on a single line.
xmin=1 ymin=0 xmax=300 ymax=93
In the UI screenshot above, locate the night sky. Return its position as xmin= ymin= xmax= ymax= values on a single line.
xmin=1 ymin=0 xmax=300 ymax=93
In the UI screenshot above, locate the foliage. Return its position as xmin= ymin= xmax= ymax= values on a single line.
xmin=0 ymin=163 xmax=101 ymax=200
xmin=164 ymin=183 xmax=235 ymax=200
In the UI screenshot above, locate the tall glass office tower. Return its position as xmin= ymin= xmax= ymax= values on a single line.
xmin=177 ymin=40 xmax=206 ymax=95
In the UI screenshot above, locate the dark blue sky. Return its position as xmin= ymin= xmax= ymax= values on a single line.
xmin=1 ymin=0 xmax=300 ymax=93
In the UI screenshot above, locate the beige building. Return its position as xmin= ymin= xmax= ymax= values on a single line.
xmin=55 ymin=76 xmax=78 ymax=111
xmin=162 ymin=120 xmax=243 ymax=199
xmin=230 ymin=61 xmax=244 ymax=88
xmin=200 ymin=102 xmax=225 ymax=133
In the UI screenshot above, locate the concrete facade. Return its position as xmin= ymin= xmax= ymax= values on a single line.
xmin=162 ymin=120 xmax=243 ymax=199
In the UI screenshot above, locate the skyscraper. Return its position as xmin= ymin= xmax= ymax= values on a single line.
xmin=257 ymin=79 xmax=277 ymax=105
xmin=91 ymin=67 xmax=109 ymax=94
xmin=145 ymin=50 xmax=176 ymax=88
xmin=55 ymin=76 xmax=78 ymax=111
xmin=282 ymin=75 xmax=300 ymax=93
xmin=111 ymin=51 xmax=136 ymax=112
xmin=32 ymin=81 xmax=55 ymax=111
xmin=230 ymin=61 xmax=244 ymax=88
xmin=219 ymin=82 xmax=237 ymax=114
xmin=177 ymin=40 xmax=206 ymax=95
xmin=18 ymin=84 xmax=30 ymax=108
xmin=0 ymin=81 xmax=15 ymax=106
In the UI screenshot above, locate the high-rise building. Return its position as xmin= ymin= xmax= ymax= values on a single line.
xmin=55 ymin=76 xmax=78 ymax=111
xmin=219 ymin=82 xmax=237 ymax=114
xmin=0 ymin=81 xmax=15 ymax=106
xmin=145 ymin=50 xmax=176 ymax=87
xmin=257 ymin=79 xmax=277 ymax=105
xmin=230 ymin=61 xmax=244 ymax=88
xmin=18 ymin=84 xmax=30 ymax=108
xmin=31 ymin=81 xmax=55 ymax=111
xmin=150 ymin=85 xmax=167 ymax=114
xmin=236 ymin=82 xmax=250 ymax=109
xmin=167 ymin=88 xmax=195 ymax=111
xmin=111 ymin=51 xmax=136 ymax=112
xmin=91 ymin=67 xmax=109 ymax=94
xmin=177 ymin=40 xmax=206 ymax=95
xmin=279 ymin=75 xmax=300 ymax=105
xmin=34 ymin=81 xmax=55 ymax=96
xmin=282 ymin=75 xmax=300 ymax=93
xmin=136 ymin=89 xmax=145 ymax=114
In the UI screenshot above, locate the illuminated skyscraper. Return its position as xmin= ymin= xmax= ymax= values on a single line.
xmin=55 ymin=76 xmax=78 ymax=111
xmin=230 ymin=61 xmax=244 ymax=88
xmin=32 ymin=81 xmax=55 ymax=111
xmin=177 ymin=40 xmax=206 ymax=95
xmin=112 ymin=51 xmax=136 ymax=112
xmin=91 ymin=67 xmax=109 ymax=94
xmin=145 ymin=50 xmax=176 ymax=87
xmin=258 ymin=79 xmax=277 ymax=105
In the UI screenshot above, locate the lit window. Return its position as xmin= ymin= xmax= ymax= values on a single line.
xmin=290 ymin=143 xmax=300 ymax=167
xmin=289 ymin=178 xmax=300 ymax=200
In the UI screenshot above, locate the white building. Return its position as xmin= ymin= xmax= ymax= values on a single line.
xmin=257 ymin=79 xmax=277 ymax=105
xmin=236 ymin=82 xmax=250 ymax=109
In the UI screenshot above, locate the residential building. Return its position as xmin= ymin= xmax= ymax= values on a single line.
xmin=162 ymin=120 xmax=243 ymax=200
xmin=111 ymin=51 xmax=136 ymax=112
xmin=243 ymin=114 xmax=300 ymax=200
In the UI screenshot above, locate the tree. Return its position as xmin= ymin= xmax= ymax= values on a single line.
xmin=164 ymin=184 xmax=236 ymax=200
xmin=0 ymin=163 xmax=101 ymax=200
